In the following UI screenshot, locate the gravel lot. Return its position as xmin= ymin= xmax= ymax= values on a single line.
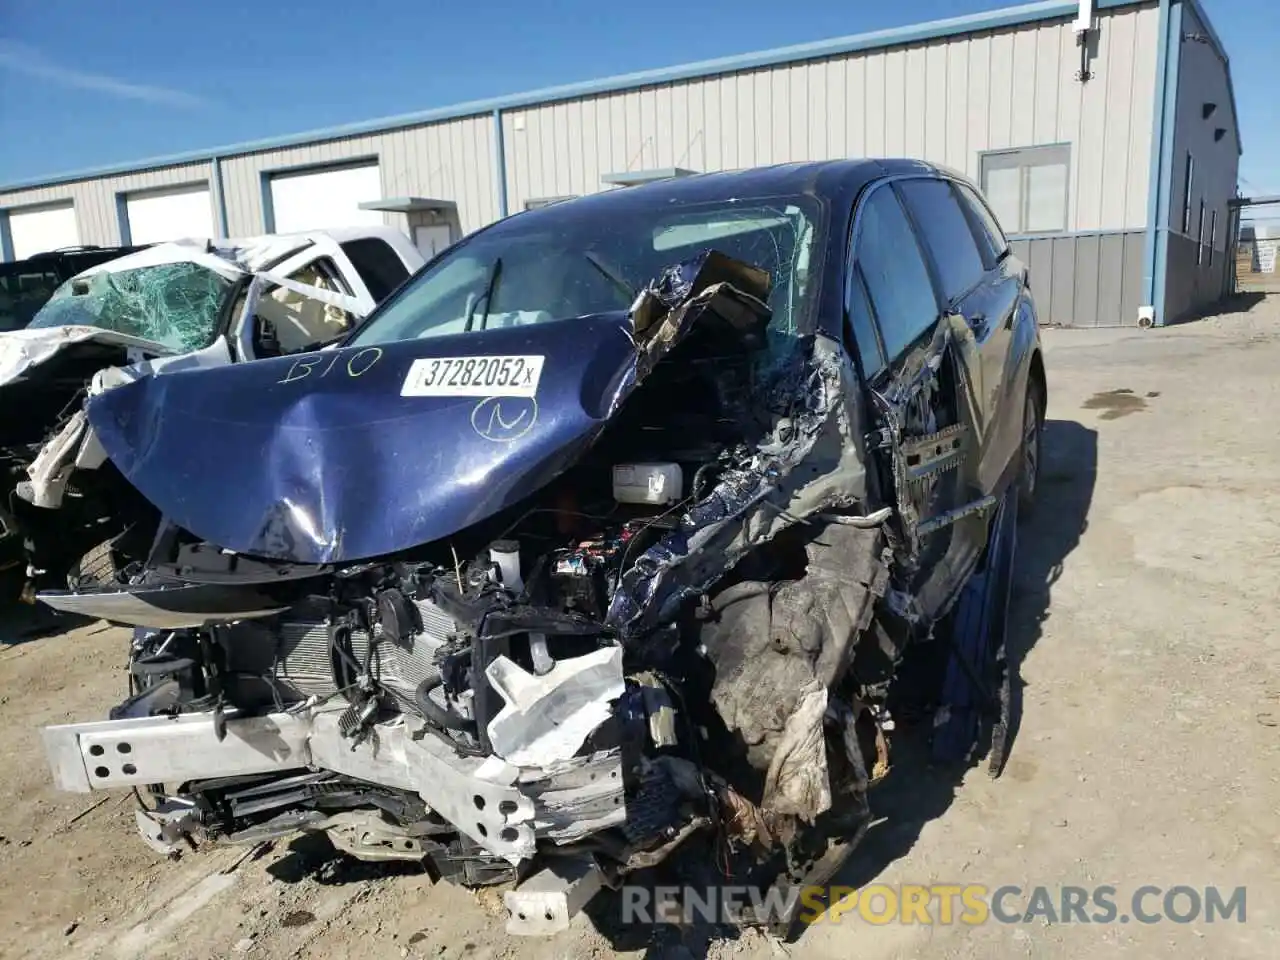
xmin=2 ymin=295 xmax=1278 ymax=960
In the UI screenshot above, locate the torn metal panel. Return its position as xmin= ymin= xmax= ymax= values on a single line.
xmin=20 ymin=338 xmax=235 ymax=510
xmin=605 ymin=334 xmax=872 ymax=640
xmin=0 ymin=325 xmax=165 ymax=388
xmin=484 ymin=645 xmax=624 ymax=767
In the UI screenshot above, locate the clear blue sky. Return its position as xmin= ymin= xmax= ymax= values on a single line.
xmin=0 ymin=0 xmax=1276 ymax=194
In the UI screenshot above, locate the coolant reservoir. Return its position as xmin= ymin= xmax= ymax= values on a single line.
xmin=613 ymin=463 xmax=683 ymax=505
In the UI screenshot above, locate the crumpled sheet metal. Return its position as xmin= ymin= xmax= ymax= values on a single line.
xmin=2 ymin=235 xmax=369 ymax=392
xmin=19 ymin=339 xmax=235 ymax=510
xmin=605 ymin=334 xmax=871 ymax=640
xmin=84 ymin=252 xmax=774 ymax=565
xmin=0 ymin=325 xmax=166 ymax=389
xmin=484 ymin=645 xmax=625 ymax=768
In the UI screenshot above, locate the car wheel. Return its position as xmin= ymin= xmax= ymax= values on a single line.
xmin=1018 ymin=379 xmax=1044 ymax=517
xmin=68 ymin=540 xmax=118 ymax=590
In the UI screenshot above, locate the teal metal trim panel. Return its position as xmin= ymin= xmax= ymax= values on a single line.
xmin=1152 ymin=0 xmax=1184 ymax=326
xmin=1142 ymin=0 xmax=1173 ymax=309
xmin=259 ymin=173 xmax=276 ymax=234
xmin=211 ymin=157 xmax=230 ymax=237
xmin=492 ymin=109 xmax=508 ymax=219
xmin=115 ymin=193 xmax=132 ymax=246
xmin=0 ymin=213 xmax=12 ymax=262
xmin=0 ymin=0 xmax=1145 ymax=194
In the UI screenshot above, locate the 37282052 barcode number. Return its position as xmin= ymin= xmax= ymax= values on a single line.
xmin=400 ymin=355 xmax=545 ymax=397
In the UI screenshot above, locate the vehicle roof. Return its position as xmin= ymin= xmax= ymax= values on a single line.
xmin=222 ymin=223 xmax=410 ymax=248
xmin=63 ymin=224 xmax=417 ymax=284
xmin=505 ymin=158 xmax=949 ymax=227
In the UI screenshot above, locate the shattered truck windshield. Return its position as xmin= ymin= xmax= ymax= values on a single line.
xmin=28 ymin=261 xmax=233 ymax=353
xmin=350 ymin=195 xmax=820 ymax=346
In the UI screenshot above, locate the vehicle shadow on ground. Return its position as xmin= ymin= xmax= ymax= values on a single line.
xmin=581 ymin=419 xmax=1099 ymax=958
xmin=823 ymin=418 xmax=1098 ymax=903
xmin=267 ymin=831 xmax=428 ymax=884
xmin=0 ymin=604 xmax=95 ymax=647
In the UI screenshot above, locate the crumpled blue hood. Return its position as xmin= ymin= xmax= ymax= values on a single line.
xmin=87 ymin=314 xmax=640 ymax=564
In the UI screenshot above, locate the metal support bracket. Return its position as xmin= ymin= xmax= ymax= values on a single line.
xmin=504 ymin=857 xmax=605 ymax=936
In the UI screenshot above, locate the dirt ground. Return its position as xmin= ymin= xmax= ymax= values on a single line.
xmin=2 ymin=295 xmax=1279 ymax=960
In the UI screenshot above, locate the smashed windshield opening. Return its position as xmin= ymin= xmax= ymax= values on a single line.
xmin=350 ymin=195 xmax=820 ymax=347
xmin=28 ymin=262 xmax=233 ymax=353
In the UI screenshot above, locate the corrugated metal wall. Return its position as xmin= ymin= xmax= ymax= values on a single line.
xmin=0 ymin=116 xmax=497 ymax=247
xmin=501 ymin=4 xmax=1159 ymax=230
xmin=218 ymin=116 xmax=496 ymax=237
xmin=0 ymin=162 xmax=213 ymax=246
xmin=1011 ymin=230 xmax=1146 ymax=327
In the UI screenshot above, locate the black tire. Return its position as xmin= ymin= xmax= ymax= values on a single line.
xmin=68 ymin=540 xmax=118 ymax=590
xmin=1018 ymin=378 xmax=1044 ymax=518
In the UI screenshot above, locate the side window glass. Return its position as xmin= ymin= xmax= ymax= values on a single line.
xmin=954 ymin=182 xmax=1009 ymax=266
xmin=845 ymin=266 xmax=885 ymax=380
xmin=340 ymin=237 xmax=410 ymax=303
xmin=258 ymin=258 xmax=356 ymax=355
xmin=0 ymin=268 xmax=60 ymax=331
xmin=855 ymin=187 xmax=939 ymax=363
xmin=897 ymin=179 xmax=986 ymax=304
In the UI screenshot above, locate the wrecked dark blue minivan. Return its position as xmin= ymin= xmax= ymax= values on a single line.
xmin=39 ymin=160 xmax=1045 ymax=936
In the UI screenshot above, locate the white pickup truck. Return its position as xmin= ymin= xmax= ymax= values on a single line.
xmin=0 ymin=225 xmax=426 ymax=603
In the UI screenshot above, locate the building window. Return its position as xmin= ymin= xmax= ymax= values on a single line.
xmin=1209 ymin=210 xmax=1217 ymax=267
xmin=1197 ymin=201 xmax=1206 ymax=266
xmin=1181 ymin=153 xmax=1195 ymax=235
xmin=979 ymin=145 xmax=1070 ymax=235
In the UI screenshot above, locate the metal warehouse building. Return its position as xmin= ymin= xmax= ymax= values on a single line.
xmin=0 ymin=0 xmax=1239 ymax=326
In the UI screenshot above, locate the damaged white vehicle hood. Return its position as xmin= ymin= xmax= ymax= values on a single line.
xmin=6 ymin=233 xmax=386 ymax=510
xmin=0 ymin=325 xmax=173 ymax=389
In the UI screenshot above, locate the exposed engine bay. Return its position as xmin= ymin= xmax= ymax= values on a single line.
xmin=41 ymin=247 xmax=1014 ymax=936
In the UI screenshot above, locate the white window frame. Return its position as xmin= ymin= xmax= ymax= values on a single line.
xmin=1197 ymin=200 xmax=1206 ymax=266
xmin=1181 ymin=153 xmax=1195 ymax=235
xmin=978 ymin=144 xmax=1071 ymax=236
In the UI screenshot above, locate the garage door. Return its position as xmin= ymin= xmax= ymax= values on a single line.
xmin=124 ymin=184 xmax=215 ymax=245
xmin=269 ymin=163 xmax=385 ymax=234
xmin=9 ymin=203 xmax=79 ymax=259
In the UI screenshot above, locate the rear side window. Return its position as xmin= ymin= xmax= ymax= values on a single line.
xmin=897 ymin=179 xmax=986 ymax=304
xmin=0 ymin=266 xmax=60 ymax=331
xmin=854 ymin=187 xmax=939 ymax=363
xmin=953 ymin=182 xmax=1009 ymax=266
xmin=341 ymin=237 xmax=410 ymax=303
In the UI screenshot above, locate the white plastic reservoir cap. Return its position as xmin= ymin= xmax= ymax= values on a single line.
xmin=613 ymin=463 xmax=683 ymax=505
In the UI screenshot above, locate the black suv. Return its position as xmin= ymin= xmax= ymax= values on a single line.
xmin=0 ymin=246 xmax=146 ymax=332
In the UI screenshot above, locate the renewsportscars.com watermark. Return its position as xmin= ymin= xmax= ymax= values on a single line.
xmin=620 ymin=884 xmax=1247 ymax=927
